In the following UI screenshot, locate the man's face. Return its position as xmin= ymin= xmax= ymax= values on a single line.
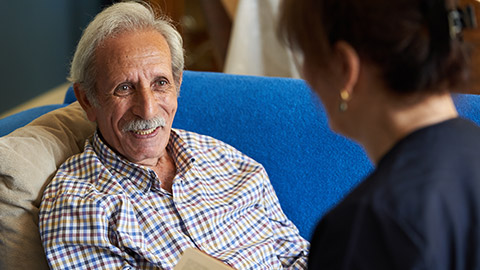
xmin=82 ymin=29 xmax=179 ymax=167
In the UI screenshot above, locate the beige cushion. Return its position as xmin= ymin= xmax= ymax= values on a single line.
xmin=0 ymin=102 xmax=95 ymax=269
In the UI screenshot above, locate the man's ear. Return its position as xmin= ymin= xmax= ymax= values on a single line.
xmin=176 ymin=71 xmax=183 ymax=96
xmin=73 ymin=83 xmax=97 ymax=122
xmin=333 ymin=41 xmax=360 ymax=97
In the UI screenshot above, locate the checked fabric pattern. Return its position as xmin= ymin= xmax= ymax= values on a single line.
xmin=39 ymin=129 xmax=309 ymax=269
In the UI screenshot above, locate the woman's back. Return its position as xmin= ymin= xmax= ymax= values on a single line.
xmin=309 ymin=118 xmax=480 ymax=269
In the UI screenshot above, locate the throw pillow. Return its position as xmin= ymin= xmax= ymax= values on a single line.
xmin=0 ymin=102 xmax=95 ymax=269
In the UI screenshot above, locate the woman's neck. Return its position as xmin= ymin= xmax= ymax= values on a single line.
xmin=358 ymin=92 xmax=458 ymax=165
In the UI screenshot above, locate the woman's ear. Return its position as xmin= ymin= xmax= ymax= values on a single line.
xmin=73 ymin=83 xmax=97 ymax=122
xmin=333 ymin=41 xmax=360 ymax=96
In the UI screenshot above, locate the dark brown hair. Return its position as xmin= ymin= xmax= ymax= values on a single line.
xmin=278 ymin=0 xmax=471 ymax=94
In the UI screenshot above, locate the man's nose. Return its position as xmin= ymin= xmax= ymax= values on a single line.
xmin=132 ymin=87 xmax=158 ymax=119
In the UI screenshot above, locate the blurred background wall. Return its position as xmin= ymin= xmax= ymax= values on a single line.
xmin=0 ymin=1 xmax=107 ymax=115
xmin=0 ymin=0 xmax=300 ymax=117
xmin=0 ymin=0 xmax=230 ymax=116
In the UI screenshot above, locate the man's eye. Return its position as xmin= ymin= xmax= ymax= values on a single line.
xmin=153 ymin=79 xmax=170 ymax=91
xmin=114 ymin=84 xmax=133 ymax=96
xmin=155 ymin=80 xmax=168 ymax=87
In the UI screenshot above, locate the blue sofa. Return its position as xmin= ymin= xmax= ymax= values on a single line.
xmin=1 ymin=71 xmax=480 ymax=265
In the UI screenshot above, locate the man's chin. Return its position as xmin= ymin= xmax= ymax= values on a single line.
xmin=123 ymin=140 xmax=169 ymax=165
xmin=125 ymin=151 xmax=165 ymax=167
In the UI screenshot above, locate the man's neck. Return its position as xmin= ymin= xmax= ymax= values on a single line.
xmin=151 ymin=149 xmax=177 ymax=193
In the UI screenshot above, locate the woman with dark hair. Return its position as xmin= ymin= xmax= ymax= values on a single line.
xmin=278 ymin=0 xmax=480 ymax=268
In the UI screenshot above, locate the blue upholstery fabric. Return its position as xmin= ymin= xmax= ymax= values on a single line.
xmin=174 ymin=71 xmax=372 ymax=238
xmin=0 ymin=104 xmax=67 ymax=137
xmin=2 ymin=71 xmax=480 ymax=239
xmin=453 ymin=93 xmax=480 ymax=126
xmin=63 ymin=86 xmax=77 ymax=104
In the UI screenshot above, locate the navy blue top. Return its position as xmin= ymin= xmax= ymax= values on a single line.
xmin=309 ymin=118 xmax=480 ymax=269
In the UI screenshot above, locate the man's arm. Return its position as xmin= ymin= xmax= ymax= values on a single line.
xmin=260 ymin=169 xmax=310 ymax=269
xmin=39 ymin=193 xmax=136 ymax=269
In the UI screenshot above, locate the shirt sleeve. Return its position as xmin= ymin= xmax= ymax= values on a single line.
xmin=39 ymin=193 xmax=138 ymax=270
xmin=260 ymin=168 xmax=310 ymax=269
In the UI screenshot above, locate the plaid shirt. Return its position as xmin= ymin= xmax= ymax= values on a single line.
xmin=40 ymin=129 xmax=309 ymax=269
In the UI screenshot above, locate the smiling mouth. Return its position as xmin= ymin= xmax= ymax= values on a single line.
xmin=123 ymin=116 xmax=166 ymax=136
xmin=132 ymin=127 xmax=158 ymax=135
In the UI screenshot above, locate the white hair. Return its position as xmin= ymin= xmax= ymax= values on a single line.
xmin=69 ymin=1 xmax=184 ymax=106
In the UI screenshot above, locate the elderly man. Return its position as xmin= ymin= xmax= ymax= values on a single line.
xmin=38 ymin=2 xmax=308 ymax=269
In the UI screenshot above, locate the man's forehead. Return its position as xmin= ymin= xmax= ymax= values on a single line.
xmin=92 ymin=29 xmax=175 ymax=89
xmin=97 ymin=29 xmax=171 ymax=57
xmin=95 ymin=30 xmax=173 ymax=70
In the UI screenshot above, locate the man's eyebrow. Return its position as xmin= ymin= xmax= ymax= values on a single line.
xmin=152 ymin=75 xmax=171 ymax=82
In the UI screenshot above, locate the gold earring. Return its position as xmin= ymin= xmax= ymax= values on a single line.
xmin=339 ymin=90 xmax=350 ymax=112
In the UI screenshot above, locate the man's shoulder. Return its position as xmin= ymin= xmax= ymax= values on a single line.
xmin=45 ymin=142 xmax=106 ymax=199
xmin=173 ymin=129 xmax=244 ymax=158
xmin=173 ymin=129 xmax=264 ymax=170
xmin=58 ymin=139 xmax=100 ymax=174
xmin=173 ymin=129 xmax=231 ymax=149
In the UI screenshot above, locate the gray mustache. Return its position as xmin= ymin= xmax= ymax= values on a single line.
xmin=122 ymin=117 xmax=166 ymax=132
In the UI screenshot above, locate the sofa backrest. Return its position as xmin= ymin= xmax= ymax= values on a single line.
xmin=2 ymin=70 xmax=480 ymax=243
xmin=174 ymin=71 xmax=373 ymax=238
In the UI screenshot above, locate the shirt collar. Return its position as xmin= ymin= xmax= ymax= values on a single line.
xmin=167 ymin=129 xmax=197 ymax=176
xmin=90 ymin=129 xmax=196 ymax=193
